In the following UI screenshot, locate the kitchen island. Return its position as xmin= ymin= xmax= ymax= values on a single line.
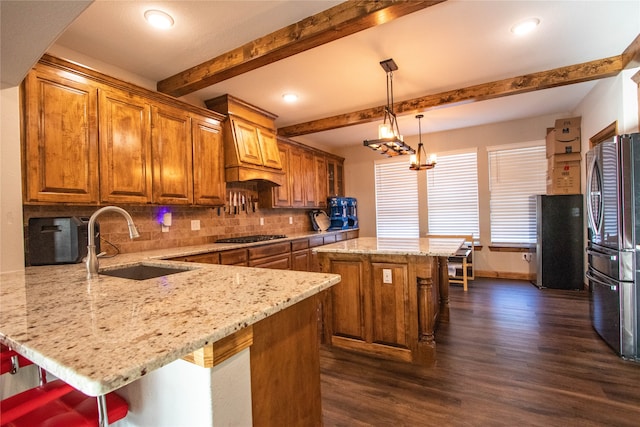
xmin=315 ymin=237 xmax=463 ymax=365
xmin=0 ymin=256 xmax=340 ymax=426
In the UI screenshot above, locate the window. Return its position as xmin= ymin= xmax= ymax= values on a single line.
xmin=488 ymin=141 xmax=546 ymax=244
xmin=375 ymin=159 xmax=419 ymax=238
xmin=426 ymin=149 xmax=479 ymax=239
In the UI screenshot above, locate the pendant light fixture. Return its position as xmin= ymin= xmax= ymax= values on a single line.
xmin=363 ymin=59 xmax=415 ymax=157
xmin=409 ymin=114 xmax=437 ymax=171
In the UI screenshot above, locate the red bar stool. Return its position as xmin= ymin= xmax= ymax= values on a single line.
xmin=0 ymin=345 xmax=128 ymax=427
xmin=0 ymin=344 xmax=34 ymax=376
xmin=0 ymin=380 xmax=128 ymax=427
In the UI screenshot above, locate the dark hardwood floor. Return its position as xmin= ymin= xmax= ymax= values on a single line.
xmin=320 ymin=278 xmax=640 ymax=426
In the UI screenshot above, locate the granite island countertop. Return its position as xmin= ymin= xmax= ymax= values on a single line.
xmin=313 ymin=237 xmax=464 ymax=256
xmin=0 ymin=254 xmax=341 ymax=397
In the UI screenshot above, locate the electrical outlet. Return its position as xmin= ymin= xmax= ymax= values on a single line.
xmin=383 ymin=269 xmax=393 ymax=284
xmin=260 ymin=217 xmax=264 ymax=226
xmin=191 ymin=220 xmax=200 ymax=231
xmin=289 ymin=216 xmax=293 ymax=225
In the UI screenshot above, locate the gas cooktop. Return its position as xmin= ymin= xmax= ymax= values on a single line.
xmin=215 ymin=234 xmax=287 ymax=244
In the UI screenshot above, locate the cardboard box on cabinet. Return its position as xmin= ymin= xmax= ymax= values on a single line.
xmin=547 ymin=153 xmax=581 ymax=195
xmin=546 ymin=117 xmax=582 ymax=157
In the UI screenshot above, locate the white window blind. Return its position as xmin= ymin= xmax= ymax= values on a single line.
xmin=488 ymin=142 xmax=546 ymax=244
xmin=375 ymin=159 xmax=419 ymax=238
xmin=426 ymin=150 xmax=479 ymax=239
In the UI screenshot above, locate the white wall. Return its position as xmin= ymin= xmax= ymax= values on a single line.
xmin=0 ymin=86 xmax=26 ymax=273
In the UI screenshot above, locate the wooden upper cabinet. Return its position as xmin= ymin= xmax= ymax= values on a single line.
xmin=303 ymin=151 xmax=317 ymax=207
xmin=192 ymin=115 xmax=225 ymax=206
xmin=257 ymin=129 xmax=281 ymax=169
xmin=151 ymin=104 xmax=193 ymax=205
xmin=232 ymin=118 xmax=264 ymax=166
xmin=327 ymin=156 xmax=345 ymax=197
xmin=315 ymin=154 xmax=328 ymax=208
xmin=290 ymin=146 xmax=306 ymax=208
xmin=22 ymin=55 xmax=227 ymax=207
xmin=23 ymin=66 xmax=99 ymax=204
xmin=229 ymin=118 xmax=282 ymax=170
xmin=98 ymin=89 xmax=152 ymax=204
xmin=273 ymin=145 xmax=291 ymax=207
xmin=261 ymin=137 xmax=343 ymax=209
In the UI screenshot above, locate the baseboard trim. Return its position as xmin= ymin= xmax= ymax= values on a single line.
xmin=475 ymin=270 xmax=535 ymax=281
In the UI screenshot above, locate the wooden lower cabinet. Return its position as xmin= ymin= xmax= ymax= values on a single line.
xmin=250 ymin=294 xmax=322 ymax=427
xmin=291 ymin=239 xmax=310 ymax=271
xmin=249 ymin=253 xmax=291 ymax=269
xmin=171 ymin=231 xmax=358 ymax=271
xmin=319 ymin=252 xmax=440 ymax=365
xmin=220 ymin=249 xmax=248 ymax=266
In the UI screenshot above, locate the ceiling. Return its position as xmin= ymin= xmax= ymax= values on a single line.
xmin=7 ymin=1 xmax=640 ymax=150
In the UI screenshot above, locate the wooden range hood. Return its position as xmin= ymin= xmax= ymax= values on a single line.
xmin=206 ymin=94 xmax=285 ymax=187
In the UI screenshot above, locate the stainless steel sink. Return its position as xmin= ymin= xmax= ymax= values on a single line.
xmin=100 ymin=263 xmax=192 ymax=280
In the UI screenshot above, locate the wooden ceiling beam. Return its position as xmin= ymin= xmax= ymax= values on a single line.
xmin=277 ymin=56 xmax=624 ymax=137
xmin=157 ymin=0 xmax=445 ymax=97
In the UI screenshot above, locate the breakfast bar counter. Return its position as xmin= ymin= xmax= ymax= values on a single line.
xmin=314 ymin=237 xmax=463 ymax=364
xmin=0 ymin=258 xmax=340 ymax=425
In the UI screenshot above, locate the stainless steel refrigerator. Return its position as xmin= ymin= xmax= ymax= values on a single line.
xmin=536 ymin=194 xmax=584 ymax=290
xmin=586 ymin=132 xmax=640 ymax=361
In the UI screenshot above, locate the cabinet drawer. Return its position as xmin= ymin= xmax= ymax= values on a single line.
xmin=185 ymin=252 xmax=220 ymax=264
xmin=249 ymin=241 xmax=291 ymax=260
xmin=335 ymin=232 xmax=347 ymax=242
xmin=220 ymin=249 xmax=248 ymax=265
xmin=323 ymin=235 xmax=336 ymax=244
xmin=308 ymin=235 xmax=325 ymax=248
xmin=347 ymin=230 xmax=359 ymax=240
xmin=249 ymin=253 xmax=291 ymax=269
xmin=291 ymin=239 xmax=309 ymax=252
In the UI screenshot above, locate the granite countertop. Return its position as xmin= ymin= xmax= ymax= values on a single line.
xmin=0 ymin=247 xmax=341 ymax=396
xmin=313 ymin=237 xmax=464 ymax=256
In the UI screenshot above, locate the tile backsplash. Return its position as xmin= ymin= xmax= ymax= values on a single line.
xmin=23 ymin=202 xmax=314 ymax=259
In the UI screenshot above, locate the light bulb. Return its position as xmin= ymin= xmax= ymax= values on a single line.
xmin=145 ymin=10 xmax=174 ymax=29
xmin=378 ymin=123 xmax=391 ymax=139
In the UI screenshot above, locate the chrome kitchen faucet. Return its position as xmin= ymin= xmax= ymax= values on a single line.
xmin=86 ymin=206 xmax=140 ymax=278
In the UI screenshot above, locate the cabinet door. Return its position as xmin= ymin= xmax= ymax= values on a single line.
xmin=99 ymin=89 xmax=152 ymax=203
xmin=231 ymin=119 xmax=263 ymax=166
xmin=371 ymin=263 xmax=410 ymax=349
xmin=336 ymin=161 xmax=344 ymax=196
xmin=257 ymin=129 xmax=282 ymax=169
xmin=23 ymin=68 xmax=99 ymax=204
xmin=303 ymin=151 xmax=317 ymax=207
xmin=151 ymin=104 xmax=193 ymax=204
xmin=329 ymin=260 xmax=367 ymax=342
xmin=273 ymin=146 xmax=291 ymax=206
xmin=192 ymin=116 xmax=225 ymax=206
xmin=315 ymin=154 xmax=328 ymax=208
xmin=289 ymin=147 xmax=306 ymax=207
xmin=327 ymin=158 xmax=345 ymax=197
xmin=291 ymin=250 xmax=310 ymax=271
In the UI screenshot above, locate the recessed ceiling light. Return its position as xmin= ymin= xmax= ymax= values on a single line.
xmin=282 ymin=93 xmax=299 ymax=103
xmin=144 ymin=10 xmax=174 ymax=30
xmin=511 ymin=17 xmax=540 ymax=36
